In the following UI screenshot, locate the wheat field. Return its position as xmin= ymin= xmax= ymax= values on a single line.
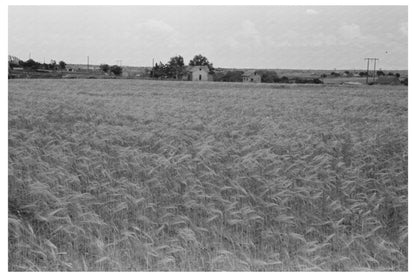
xmin=8 ymin=79 xmax=408 ymax=271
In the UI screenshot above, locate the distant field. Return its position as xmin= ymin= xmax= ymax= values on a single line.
xmin=8 ymin=80 xmax=408 ymax=271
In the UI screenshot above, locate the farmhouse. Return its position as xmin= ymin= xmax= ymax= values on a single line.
xmin=186 ymin=65 xmax=210 ymax=81
xmin=242 ymin=71 xmax=261 ymax=83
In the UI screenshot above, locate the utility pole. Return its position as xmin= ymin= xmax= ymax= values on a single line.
xmin=29 ymin=52 xmax=31 ymax=60
xmin=116 ymin=60 xmax=122 ymax=67
xmin=364 ymin=58 xmax=379 ymax=84
xmin=152 ymin=58 xmax=154 ymax=78
xmin=87 ymin=56 xmax=89 ymax=71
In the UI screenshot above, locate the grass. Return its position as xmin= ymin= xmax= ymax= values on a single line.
xmin=8 ymin=79 xmax=408 ymax=271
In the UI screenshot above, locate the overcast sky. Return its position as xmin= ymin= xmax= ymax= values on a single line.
xmin=9 ymin=6 xmax=408 ymax=69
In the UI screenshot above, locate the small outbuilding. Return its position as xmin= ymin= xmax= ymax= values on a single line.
xmin=186 ymin=65 xmax=210 ymax=81
xmin=242 ymin=71 xmax=261 ymax=83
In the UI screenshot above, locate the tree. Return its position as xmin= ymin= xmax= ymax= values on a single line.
xmin=220 ymin=70 xmax=244 ymax=82
xmin=21 ymin=59 xmax=41 ymax=69
xmin=59 ymin=61 xmax=66 ymax=70
xmin=151 ymin=63 xmax=160 ymax=78
xmin=213 ymin=71 xmax=226 ymax=82
xmin=100 ymin=64 xmax=110 ymax=73
xmin=167 ymin=55 xmax=186 ymax=79
xmin=395 ymin=73 xmax=401 ymax=78
xmin=279 ymin=76 xmax=290 ymax=83
xmin=344 ymin=71 xmax=353 ymax=77
xmin=110 ymin=65 xmax=123 ymax=76
xmin=376 ymin=70 xmax=385 ymax=77
xmin=48 ymin=60 xmax=57 ymax=70
xmin=8 ymin=61 xmax=16 ymax=70
xmin=152 ymin=62 xmax=168 ymax=79
xmin=189 ymin=54 xmax=214 ymax=72
xmin=255 ymin=70 xmax=279 ymax=83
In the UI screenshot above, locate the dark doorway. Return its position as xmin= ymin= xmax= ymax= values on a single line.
xmin=199 ymin=74 xmax=202 ymax=80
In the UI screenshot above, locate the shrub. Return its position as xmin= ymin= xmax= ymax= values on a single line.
xmin=377 ymin=70 xmax=385 ymax=77
xmin=100 ymin=64 xmax=110 ymax=73
xmin=255 ymin=70 xmax=279 ymax=83
xmin=20 ymin=59 xmax=41 ymax=70
xmin=59 ymin=61 xmax=66 ymax=70
xmin=217 ymin=70 xmax=244 ymax=82
xmin=279 ymin=76 xmax=289 ymax=83
xmin=110 ymin=65 xmax=123 ymax=76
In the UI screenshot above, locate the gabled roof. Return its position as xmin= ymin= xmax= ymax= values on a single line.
xmin=187 ymin=65 xmax=210 ymax=72
xmin=242 ymin=70 xmax=258 ymax=77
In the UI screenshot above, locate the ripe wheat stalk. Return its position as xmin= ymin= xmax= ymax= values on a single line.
xmin=9 ymin=79 xmax=408 ymax=271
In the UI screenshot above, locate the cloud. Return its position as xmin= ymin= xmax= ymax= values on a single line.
xmin=306 ymin=9 xmax=319 ymax=15
xmin=268 ymin=30 xmax=337 ymax=48
xmin=241 ymin=20 xmax=259 ymax=36
xmin=241 ymin=20 xmax=262 ymax=47
xmin=134 ymin=19 xmax=184 ymax=50
xmin=308 ymin=33 xmax=337 ymax=47
xmin=399 ymin=21 xmax=407 ymax=36
xmin=140 ymin=19 xmax=175 ymax=33
xmin=225 ymin=20 xmax=262 ymax=49
xmin=336 ymin=23 xmax=382 ymax=47
xmin=338 ymin=23 xmax=363 ymax=40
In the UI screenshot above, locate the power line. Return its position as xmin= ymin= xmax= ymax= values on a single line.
xmin=373 ymin=58 xmax=378 ymax=82
xmin=364 ymin=58 xmax=379 ymax=84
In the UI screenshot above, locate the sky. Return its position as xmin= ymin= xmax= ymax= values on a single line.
xmin=8 ymin=5 xmax=408 ymax=70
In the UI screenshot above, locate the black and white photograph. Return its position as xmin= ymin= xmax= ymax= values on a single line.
xmin=6 ymin=1 xmax=410 ymax=272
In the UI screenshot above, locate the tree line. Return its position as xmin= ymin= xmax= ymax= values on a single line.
xmin=9 ymin=58 xmax=67 ymax=71
xmin=14 ymin=56 xmax=403 ymax=83
xmin=9 ymin=57 xmax=125 ymax=76
xmin=322 ymin=70 xmax=401 ymax=78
